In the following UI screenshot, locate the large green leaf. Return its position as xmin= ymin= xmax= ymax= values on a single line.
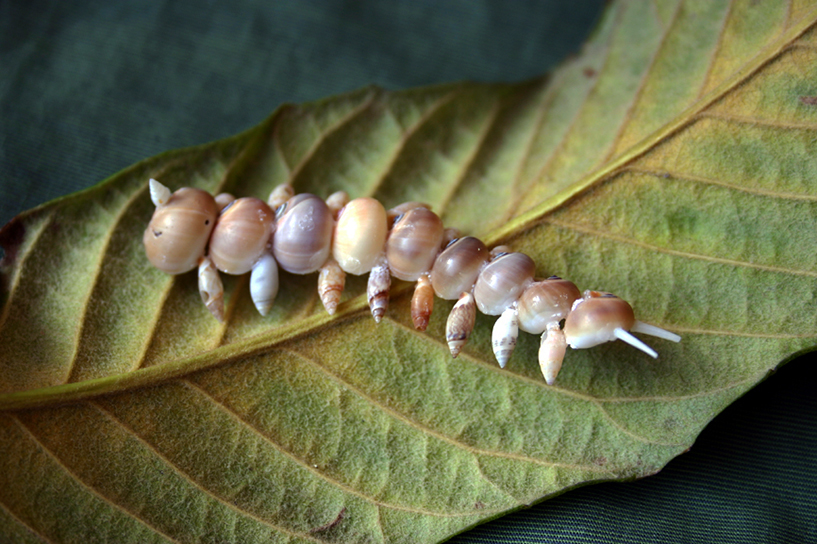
xmin=2 ymin=1 xmax=816 ymax=542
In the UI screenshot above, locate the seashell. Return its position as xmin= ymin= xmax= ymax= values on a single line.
xmin=491 ymin=307 xmax=519 ymax=368
xmin=273 ymin=193 xmax=334 ymax=275
xmin=367 ymin=255 xmax=391 ymax=323
xmin=430 ymin=236 xmax=489 ymax=300
xmin=473 ymin=252 xmax=535 ymax=315
xmin=386 ymin=207 xmax=444 ymax=281
xmin=143 ymin=179 xmax=219 ymax=275
xmin=250 ymin=252 xmax=279 ymax=316
xmin=209 ymin=197 xmax=275 ymax=275
xmin=517 ymin=277 xmax=581 ymax=334
xmin=564 ymin=291 xmax=680 ymax=356
xmin=214 ymin=193 xmax=236 ymax=210
xmin=446 ymin=292 xmax=476 ymax=358
xmin=317 ymin=257 xmax=345 ymax=315
xmin=387 ymin=201 xmax=430 ymax=225
xmin=410 ymin=274 xmax=434 ymax=331
xmin=333 ymin=197 xmax=388 ymax=276
xmin=325 ymin=191 xmax=350 ymax=218
xmin=198 ymin=256 xmax=224 ymax=322
xmin=268 ymin=184 xmax=294 ymax=211
xmin=539 ymin=325 xmax=567 ymax=385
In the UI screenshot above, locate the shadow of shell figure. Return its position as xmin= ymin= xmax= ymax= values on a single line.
xmin=143 ymin=179 xmax=681 ymax=385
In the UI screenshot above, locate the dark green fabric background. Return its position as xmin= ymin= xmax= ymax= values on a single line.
xmin=1 ymin=1 xmax=815 ymax=542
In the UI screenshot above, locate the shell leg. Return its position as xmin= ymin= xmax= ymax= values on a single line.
xmin=410 ymin=274 xmax=434 ymax=331
xmin=198 ymin=256 xmax=224 ymax=322
xmin=539 ymin=326 xmax=566 ymax=385
xmin=631 ymin=321 xmax=681 ymax=343
xmin=367 ymin=255 xmax=390 ymax=323
xmin=491 ymin=307 xmax=519 ymax=368
xmin=267 ymin=184 xmax=294 ymax=211
xmin=318 ymin=257 xmax=345 ymax=315
xmin=446 ymin=292 xmax=476 ymax=358
xmin=250 ymin=252 xmax=279 ymax=316
xmin=613 ymin=328 xmax=658 ymax=358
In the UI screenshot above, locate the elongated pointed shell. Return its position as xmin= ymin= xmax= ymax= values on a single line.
xmin=144 ymin=187 xmax=219 ymax=274
xmin=367 ymin=255 xmax=390 ymax=323
xmin=517 ymin=277 xmax=581 ymax=334
xmin=198 ymin=256 xmax=224 ymax=322
xmin=318 ymin=257 xmax=345 ymax=315
xmin=473 ymin=252 xmax=535 ymax=315
xmin=491 ymin=307 xmax=518 ymax=368
xmin=209 ymin=197 xmax=275 ymax=275
xmin=563 ymin=292 xmax=636 ymax=349
xmin=410 ymin=274 xmax=434 ymax=331
xmin=333 ymin=197 xmax=388 ymax=275
xmin=250 ymin=252 xmax=279 ymax=316
xmin=273 ymin=194 xmax=334 ymax=274
xmin=446 ymin=292 xmax=476 ymax=358
xmin=430 ymin=236 xmax=489 ymax=300
xmin=386 ymin=207 xmax=445 ymax=281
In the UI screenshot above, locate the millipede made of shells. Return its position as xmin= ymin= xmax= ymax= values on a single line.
xmin=143 ymin=178 xmax=681 ymax=385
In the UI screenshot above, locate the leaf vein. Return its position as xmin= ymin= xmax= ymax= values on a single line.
xmin=696 ymin=0 xmax=736 ymax=101
xmin=181 ymin=379 xmax=492 ymax=518
xmin=90 ymin=400 xmax=329 ymax=544
xmin=545 ymin=217 xmax=817 ymax=278
xmin=625 ymin=166 xmax=817 ymax=202
xmin=10 ymin=413 xmax=183 ymax=544
xmin=288 ymin=88 xmax=381 ymax=186
xmin=285 ymin=344 xmax=616 ymax=475
xmin=65 ymin=186 xmax=150 ymax=383
xmin=365 ymin=88 xmax=460 ymax=200
xmin=604 ymin=0 xmax=685 ymax=162
xmin=0 ymin=497 xmax=57 ymax=544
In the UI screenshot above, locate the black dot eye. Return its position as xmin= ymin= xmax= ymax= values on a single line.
xmin=205 ymin=219 xmax=210 ymax=225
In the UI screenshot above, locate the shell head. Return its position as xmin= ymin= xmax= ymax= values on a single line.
xmin=143 ymin=187 xmax=219 ymax=274
xmin=563 ymin=291 xmax=636 ymax=349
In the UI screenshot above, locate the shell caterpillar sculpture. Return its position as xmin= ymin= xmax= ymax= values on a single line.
xmin=143 ymin=178 xmax=681 ymax=385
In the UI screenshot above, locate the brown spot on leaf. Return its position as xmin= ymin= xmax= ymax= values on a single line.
xmin=583 ymin=67 xmax=596 ymax=78
xmin=799 ymin=96 xmax=817 ymax=105
xmin=309 ymin=507 xmax=346 ymax=533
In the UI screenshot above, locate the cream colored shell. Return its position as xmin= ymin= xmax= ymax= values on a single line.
xmin=143 ymin=187 xmax=218 ymax=275
xmin=209 ymin=197 xmax=275 ymax=275
xmin=563 ymin=292 xmax=636 ymax=349
xmin=333 ymin=197 xmax=388 ymax=275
